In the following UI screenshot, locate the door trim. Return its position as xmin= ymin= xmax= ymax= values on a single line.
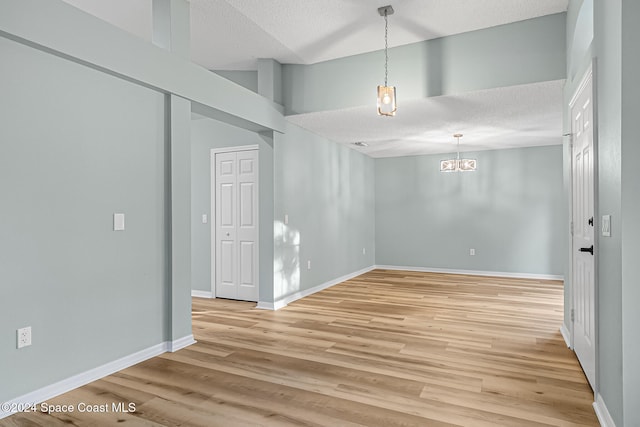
xmin=568 ymin=61 xmax=598 ymax=392
xmin=210 ymin=145 xmax=260 ymax=298
xmin=211 ymin=145 xmax=259 ymax=154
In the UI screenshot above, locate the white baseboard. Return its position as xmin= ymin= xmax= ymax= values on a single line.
xmin=256 ymin=301 xmax=275 ymax=310
xmin=191 ymin=290 xmax=213 ymax=298
xmin=167 ymin=335 xmax=196 ymax=353
xmin=0 ymin=335 xmax=195 ymax=420
xmin=256 ymin=300 xmax=286 ymax=310
xmin=273 ymin=299 xmax=288 ymax=310
xmin=593 ymin=393 xmax=616 ymax=427
xmin=560 ymin=323 xmax=572 ymax=348
xmin=258 ymin=265 xmax=376 ymax=311
xmin=375 ymin=265 xmax=564 ymax=281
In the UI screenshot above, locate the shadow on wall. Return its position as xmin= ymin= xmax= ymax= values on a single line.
xmin=274 ymin=220 xmax=301 ymax=300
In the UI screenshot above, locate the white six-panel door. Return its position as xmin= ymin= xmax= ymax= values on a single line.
xmin=214 ymin=149 xmax=258 ymax=302
xmin=570 ymin=68 xmax=596 ymax=389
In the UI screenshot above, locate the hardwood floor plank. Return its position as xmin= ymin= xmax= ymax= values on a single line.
xmin=2 ymin=270 xmax=598 ymax=426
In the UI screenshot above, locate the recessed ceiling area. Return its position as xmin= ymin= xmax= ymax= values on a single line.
xmin=287 ymin=80 xmax=565 ymax=158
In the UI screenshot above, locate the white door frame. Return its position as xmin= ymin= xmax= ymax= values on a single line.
xmin=568 ymin=61 xmax=598 ymax=391
xmin=210 ymin=145 xmax=260 ymax=298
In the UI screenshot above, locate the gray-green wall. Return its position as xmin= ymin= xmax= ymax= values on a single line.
xmin=273 ymin=123 xmax=375 ymax=302
xmin=192 ymin=118 xmax=376 ymax=307
xmin=567 ymin=0 xmax=640 ymax=424
xmin=282 ymin=14 xmax=566 ymax=115
xmin=375 ymin=146 xmax=565 ymax=276
xmin=620 ymin=1 xmax=640 ymax=425
xmin=566 ymin=0 xmax=624 ymax=423
xmin=212 ymin=70 xmax=258 ymax=93
xmin=593 ymin=0 xmax=623 ymax=423
xmin=0 ymin=36 xmax=168 ymax=401
xmin=190 ymin=118 xmax=274 ymax=303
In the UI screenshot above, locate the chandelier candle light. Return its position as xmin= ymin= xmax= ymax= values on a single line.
xmin=440 ymin=134 xmax=477 ymax=172
xmin=377 ymin=5 xmax=396 ymax=116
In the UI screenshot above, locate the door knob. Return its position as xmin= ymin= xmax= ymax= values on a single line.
xmin=579 ymin=245 xmax=594 ymax=255
xmin=226 ymin=232 xmax=230 ymax=237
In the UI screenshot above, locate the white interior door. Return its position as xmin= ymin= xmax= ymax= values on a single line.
xmin=570 ymin=68 xmax=596 ymax=389
xmin=215 ymin=152 xmax=237 ymax=299
xmin=235 ymin=150 xmax=259 ymax=301
xmin=214 ymin=149 xmax=259 ymax=302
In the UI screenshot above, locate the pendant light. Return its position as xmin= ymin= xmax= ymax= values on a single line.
xmin=440 ymin=134 xmax=477 ymax=172
xmin=377 ymin=5 xmax=396 ymax=116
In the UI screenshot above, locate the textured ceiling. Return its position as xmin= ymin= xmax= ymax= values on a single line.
xmin=62 ymin=0 xmax=568 ymax=70
xmin=286 ymin=80 xmax=565 ymax=158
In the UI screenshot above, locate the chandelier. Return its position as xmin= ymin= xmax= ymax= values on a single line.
xmin=440 ymin=134 xmax=477 ymax=172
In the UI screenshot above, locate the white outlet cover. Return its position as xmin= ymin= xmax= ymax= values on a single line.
xmin=17 ymin=326 xmax=32 ymax=349
xmin=307 ymin=260 xmax=311 ymax=270
xmin=202 ymin=214 xmax=208 ymax=224
xmin=114 ymin=213 xmax=125 ymax=231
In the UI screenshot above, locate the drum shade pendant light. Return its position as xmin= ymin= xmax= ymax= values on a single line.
xmin=440 ymin=134 xmax=477 ymax=172
xmin=377 ymin=5 xmax=396 ymax=116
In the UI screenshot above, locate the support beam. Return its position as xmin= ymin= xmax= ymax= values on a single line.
xmin=0 ymin=0 xmax=285 ymax=133
xmin=153 ymin=0 xmax=190 ymax=59
xmin=154 ymin=0 xmax=194 ymax=347
xmin=258 ymin=58 xmax=283 ymax=105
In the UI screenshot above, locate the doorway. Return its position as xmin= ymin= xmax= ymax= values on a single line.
xmin=569 ymin=65 xmax=596 ymax=390
xmin=210 ymin=146 xmax=259 ymax=302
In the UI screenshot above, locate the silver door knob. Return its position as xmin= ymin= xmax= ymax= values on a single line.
xmin=226 ymin=232 xmax=230 ymax=236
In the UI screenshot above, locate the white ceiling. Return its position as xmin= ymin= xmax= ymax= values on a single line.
xmin=287 ymin=80 xmax=565 ymax=157
xmin=61 ymin=0 xmax=568 ymax=157
xmin=62 ymin=0 xmax=568 ymax=70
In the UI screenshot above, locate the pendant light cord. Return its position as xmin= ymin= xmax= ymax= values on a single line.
xmin=384 ymin=11 xmax=389 ymax=87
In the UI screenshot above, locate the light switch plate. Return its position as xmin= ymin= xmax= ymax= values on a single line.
xmin=602 ymin=215 xmax=611 ymax=237
xmin=114 ymin=213 xmax=125 ymax=231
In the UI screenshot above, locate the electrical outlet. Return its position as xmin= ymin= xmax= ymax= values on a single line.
xmin=17 ymin=327 xmax=32 ymax=349
xmin=469 ymin=248 xmax=475 ymax=256
xmin=307 ymin=260 xmax=311 ymax=270
xmin=362 ymin=247 xmax=366 ymax=255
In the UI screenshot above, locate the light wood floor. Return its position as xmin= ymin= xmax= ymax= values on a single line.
xmin=4 ymin=270 xmax=598 ymax=426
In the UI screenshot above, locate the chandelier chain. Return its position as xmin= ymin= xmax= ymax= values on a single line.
xmin=384 ymin=11 xmax=389 ymax=87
